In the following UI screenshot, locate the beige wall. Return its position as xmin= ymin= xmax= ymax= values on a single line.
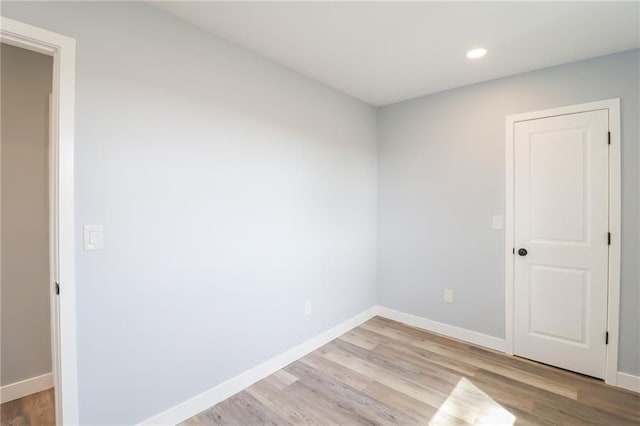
xmin=1 ymin=43 xmax=53 ymax=386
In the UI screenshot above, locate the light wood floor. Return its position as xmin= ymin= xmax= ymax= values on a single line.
xmin=182 ymin=316 xmax=640 ymax=425
xmin=1 ymin=318 xmax=638 ymax=425
xmin=0 ymin=388 xmax=54 ymax=426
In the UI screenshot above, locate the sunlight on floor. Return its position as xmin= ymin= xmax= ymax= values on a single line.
xmin=430 ymin=377 xmax=516 ymax=425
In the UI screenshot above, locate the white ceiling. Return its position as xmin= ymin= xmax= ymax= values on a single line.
xmin=154 ymin=2 xmax=640 ymax=106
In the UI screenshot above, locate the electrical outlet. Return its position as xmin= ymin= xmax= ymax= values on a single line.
xmin=304 ymin=300 xmax=312 ymax=316
xmin=444 ymin=289 xmax=454 ymax=303
xmin=492 ymin=215 xmax=504 ymax=230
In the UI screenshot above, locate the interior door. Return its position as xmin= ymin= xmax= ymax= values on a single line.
xmin=513 ymin=109 xmax=609 ymax=379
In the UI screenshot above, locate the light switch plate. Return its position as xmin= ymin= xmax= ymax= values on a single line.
xmin=83 ymin=225 xmax=104 ymax=250
xmin=492 ymin=215 xmax=504 ymax=230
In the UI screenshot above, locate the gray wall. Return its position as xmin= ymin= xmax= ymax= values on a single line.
xmin=1 ymin=2 xmax=377 ymax=424
xmin=1 ymin=44 xmax=53 ymax=386
xmin=377 ymin=49 xmax=640 ymax=375
xmin=2 ymin=2 xmax=638 ymax=424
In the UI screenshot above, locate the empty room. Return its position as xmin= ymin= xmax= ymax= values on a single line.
xmin=0 ymin=1 xmax=638 ymax=425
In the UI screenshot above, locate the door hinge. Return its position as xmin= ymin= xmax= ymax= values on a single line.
xmin=608 ymin=131 xmax=611 ymax=145
xmin=55 ymin=282 xmax=60 ymax=295
xmin=605 ymin=331 xmax=609 ymax=345
xmin=608 ymin=232 xmax=611 ymax=245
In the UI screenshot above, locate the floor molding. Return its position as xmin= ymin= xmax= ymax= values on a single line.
xmin=617 ymin=372 xmax=640 ymax=393
xmin=140 ymin=306 xmax=379 ymax=425
xmin=376 ymin=306 xmax=507 ymax=352
xmin=0 ymin=372 xmax=53 ymax=404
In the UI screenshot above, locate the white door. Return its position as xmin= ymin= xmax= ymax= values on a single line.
xmin=513 ymin=109 xmax=609 ymax=379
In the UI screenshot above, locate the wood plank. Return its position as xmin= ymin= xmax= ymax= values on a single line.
xmin=362 ymin=323 xmax=579 ymax=400
xmin=264 ymin=369 xmax=299 ymax=390
xmin=532 ymin=398 xmax=639 ymax=426
xmin=286 ymin=360 xmax=418 ymax=425
xmin=245 ymin=380 xmax=323 ymax=425
xmin=0 ymin=388 xmax=55 ymax=426
xmin=577 ymin=380 xmax=640 ymax=422
xmin=363 ymin=381 xmax=469 ymax=426
xmin=183 ymin=391 xmax=289 ymax=426
xmin=337 ymin=329 xmax=379 ymax=350
xmin=349 ymin=326 xmax=478 ymax=377
xmin=331 ymin=339 xmax=463 ymax=394
xmin=299 ymin=350 xmax=373 ymax=392
xmin=284 ymin=379 xmax=378 ymax=425
xmin=320 ymin=345 xmax=479 ymax=424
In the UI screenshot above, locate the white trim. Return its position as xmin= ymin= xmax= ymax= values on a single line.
xmin=376 ymin=307 xmax=506 ymax=352
xmin=1 ymin=17 xmax=78 ymax=424
xmin=504 ymin=98 xmax=621 ymax=386
xmin=505 ymin=111 xmax=515 ymax=356
xmin=605 ymin=100 xmax=622 ymax=386
xmin=616 ymin=372 xmax=640 ymax=393
xmin=140 ymin=307 xmax=379 ymax=425
xmin=0 ymin=373 xmax=54 ymax=404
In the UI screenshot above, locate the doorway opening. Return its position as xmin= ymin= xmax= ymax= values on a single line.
xmin=0 ymin=17 xmax=78 ymax=424
xmin=0 ymin=41 xmax=56 ymax=424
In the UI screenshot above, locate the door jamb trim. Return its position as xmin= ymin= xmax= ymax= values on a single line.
xmin=504 ymin=98 xmax=621 ymax=386
xmin=1 ymin=16 xmax=78 ymax=423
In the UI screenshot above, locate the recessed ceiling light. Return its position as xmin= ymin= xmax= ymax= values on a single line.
xmin=466 ymin=48 xmax=487 ymax=59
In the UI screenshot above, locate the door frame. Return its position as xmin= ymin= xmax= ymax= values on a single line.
xmin=1 ymin=17 xmax=78 ymax=424
xmin=504 ymin=98 xmax=621 ymax=386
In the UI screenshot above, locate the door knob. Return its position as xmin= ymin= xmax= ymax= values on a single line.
xmin=518 ymin=248 xmax=528 ymax=256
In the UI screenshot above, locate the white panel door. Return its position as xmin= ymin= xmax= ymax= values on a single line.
xmin=514 ymin=109 xmax=609 ymax=379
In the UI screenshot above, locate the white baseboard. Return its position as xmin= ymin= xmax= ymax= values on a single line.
xmin=0 ymin=372 xmax=53 ymax=404
xmin=140 ymin=306 xmax=379 ymax=425
xmin=376 ymin=306 xmax=506 ymax=352
xmin=617 ymin=372 xmax=640 ymax=393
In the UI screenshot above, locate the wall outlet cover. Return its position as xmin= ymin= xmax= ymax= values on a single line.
xmin=492 ymin=215 xmax=504 ymax=230
xmin=444 ymin=289 xmax=454 ymax=303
